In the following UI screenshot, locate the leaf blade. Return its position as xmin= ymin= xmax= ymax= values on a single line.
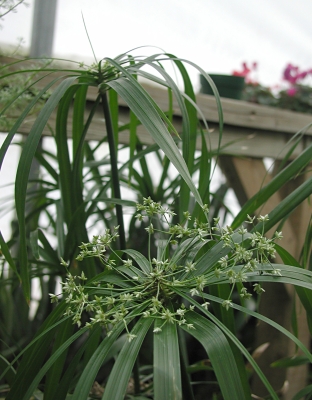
xmin=106 ymin=76 xmax=203 ymax=208
xmin=15 ymin=76 xmax=78 ymax=301
xmin=181 ymin=311 xmax=248 ymax=400
xmin=102 ymin=317 xmax=153 ymax=400
xmin=154 ymin=307 xmax=182 ymax=400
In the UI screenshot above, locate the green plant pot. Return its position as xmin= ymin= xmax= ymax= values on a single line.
xmin=200 ymin=74 xmax=245 ymax=99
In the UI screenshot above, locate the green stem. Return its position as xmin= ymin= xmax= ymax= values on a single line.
xmin=101 ymin=92 xmax=126 ymax=250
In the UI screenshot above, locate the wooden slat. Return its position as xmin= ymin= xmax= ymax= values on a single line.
xmin=138 ymin=84 xmax=312 ymax=135
xmin=15 ymin=106 xmax=311 ymax=160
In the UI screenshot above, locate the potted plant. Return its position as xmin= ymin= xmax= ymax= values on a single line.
xmin=199 ymin=72 xmax=245 ymax=99
xmin=199 ymin=62 xmax=253 ymax=100
xmin=234 ymin=61 xmax=312 ymax=114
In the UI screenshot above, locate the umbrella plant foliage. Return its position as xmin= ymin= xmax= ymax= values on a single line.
xmin=0 ymin=50 xmax=312 ymax=400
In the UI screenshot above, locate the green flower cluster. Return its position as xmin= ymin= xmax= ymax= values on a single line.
xmin=79 ymin=59 xmax=122 ymax=92
xmin=213 ymin=214 xmax=282 ymax=307
xmin=50 ymin=198 xmax=283 ymax=340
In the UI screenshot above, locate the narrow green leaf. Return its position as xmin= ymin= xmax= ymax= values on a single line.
xmin=55 ymin=84 xmax=80 ymax=225
xmin=0 ymin=354 xmax=16 ymax=385
xmin=165 ymin=56 xmax=197 ymax=218
xmin=72 ymin=84 xmax=88 ymax=156
xmin=4 ymin=305 xmax=69 ymax=399
xmin=136 ymin=56 xmax=196 ymax=217
xmin=37 ymin=228 xmax=61 ymax=265
xmin=197 ymin=131 xmax=212 ymax=214
xmin=209 ymin=283 xmax=251 ymax=395
xmin=232 ymin=141 xmax=312 ymax=229
xmin=34 ymin=148 xmax=59 ymax=182
xmin=0 ymin=231 xmax=20 ymax=280
xmin=240 ymin=270 xmax=312 ymax=293
xmin=15 ymin=76 xmax=78 ymax=301
xmin=56 ymin=200 xmax=65 ymax=258
xmin=193 ymin=232 xmax=246 ymax=277
xmin=123 ymin=248 xmax=151 ymax=274
xmin=292 ymin=383 xmax=312 ymax=400
xmin=129 ymin=108 xmax=138 ymax=183
xmin=189 ymin=288 xmax=312 ymax=363
xmin=106 ymin=76 xmax=203 ymax=207
xmin=209 ymin=284 xmax=236 ymax=333
xmin=29 ymin=229 xmax=40 ymax=260
xmin=275 ymin=245 xmax=312 ymax=335
xmin=72 ymin=93 xmax=101 ymax=210
xmin=178 ymin=329 xmax=195 ymax=400
xmin=108 ymin=88 xmax=119 ymax=146
xmin=100 ymin=91 xmax=127 ymax=250
xmin=181 ymin=311 xmax=248 ymax=400
xmin=271 ymin=355 xmax=309 ymax=368
xmin=56 ymin=329 xmax=99 ymax=400
xmin=102 ymin=317 xmax=153 ymax=400
xmin=138 ymin=150 xmax=154 ymax=195
xmin=255 ymin=176 xmax=312 ymax=234
xmin=20 ymin=326 xmax=88 ymax=400
xmin=72 ymin=304 xmax=149 ymax=400
xmin=43 ymin=319 xmax=75 ymax=400
xmin=171 ymin=237 xmax=208 ymax=278
xmin=173 ymin=289 xmax=280 ymax=399
xmin=154 ymin=308 xmax=182 ymax=400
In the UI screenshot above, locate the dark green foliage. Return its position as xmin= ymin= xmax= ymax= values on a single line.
xmin=0 ymin=52 xmax=311 ymax=400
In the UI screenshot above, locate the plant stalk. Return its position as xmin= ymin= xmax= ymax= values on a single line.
xmin=101 ymin=92 xmax=126 ymax=250
xmin=102 ymin=90 xmax=140 ymax=394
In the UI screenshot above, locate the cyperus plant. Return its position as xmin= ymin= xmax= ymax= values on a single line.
xmin=1 ymin=48 xmax=312 ymax=400
xmin=58 ymin=199 xmax=281 ymax=336
xmin=45 ymin=197 xmax=312 ymax=400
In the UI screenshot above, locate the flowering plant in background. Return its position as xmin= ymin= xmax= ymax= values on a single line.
xmin=0 ymin=62 xmax=51 ymax=130
xmin=278 ymin=63 xmax=312 ymax=112
xmin=233 ymin=62 xmax=312 ymax=114
xmin=232 ymin=61 xmax=258 ymax=84
xmin=283 ymin=63 xmax=312 ymax=86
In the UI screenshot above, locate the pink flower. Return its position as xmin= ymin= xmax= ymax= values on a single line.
xmin=283 ymin=63 xmax=312 ymax=84
xmin=232 ymin=62 xmax=258 ymax=83
xmin=286 ymin=87 xmax=297 ymax=96
xmin=232 ymin=66 xmax=250 ymax=77
xmin=283 ymin=64 xmax=298 ymax=84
